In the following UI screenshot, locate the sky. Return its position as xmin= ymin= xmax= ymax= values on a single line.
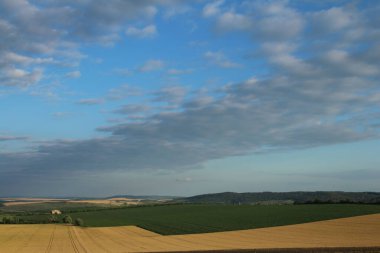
xmin=0 ymin=0 xmax=379 ymax=197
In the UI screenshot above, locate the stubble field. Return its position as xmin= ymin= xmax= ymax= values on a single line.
xmin=0 ymin=214 xmax=379 ymax=252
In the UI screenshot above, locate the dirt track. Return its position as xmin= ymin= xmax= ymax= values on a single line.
xmin=0 ymin=214 xmax=379 ymax=253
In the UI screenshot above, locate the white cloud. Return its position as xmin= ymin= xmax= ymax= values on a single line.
xmin=114 ymin=68 xmax=132 ymax=76
xmin=3 ymin=52 xmax=54 ymax=65
xmin=0 ymin=67 xmax=43 ymax=87
xmin=203 ymin=0 xmax=224 ymax=17
xmin=204 ymin=51 xmax=241 ymax=68
xmin=138 ymin=59 xmax=165 ymax=72
xmin=216 ymin=12 xmax=252 ymax=32
xmin=65 ymin=70 xmax=81 ymax=78
xmin=125 ymin=25 xmax=157 ymax=38
xmin=167 ymin=68 xmax=193 ymax=75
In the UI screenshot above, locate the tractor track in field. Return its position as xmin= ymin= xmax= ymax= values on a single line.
xmin=71 ymin=226 xmax=89 ymax=253
xmin=45 ymin=225 xmax=56 ymax=253
xmin=68 ymin=226 xmax=81 ymax=253
xmin=81 ymin=226 xmax=112 ymax=253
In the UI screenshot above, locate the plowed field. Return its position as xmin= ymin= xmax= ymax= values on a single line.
xmin=0 ymin=214 xmax=379 ymax=253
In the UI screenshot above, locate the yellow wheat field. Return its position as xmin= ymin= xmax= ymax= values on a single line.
xmin=0 ymin=214 xmax=379 ymax=253
xmin=0 ymin=197 xmax=142 ymax=207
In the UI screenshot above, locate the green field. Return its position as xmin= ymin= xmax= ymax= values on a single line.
xmin=11 ymin=204 xmax=380 ymax=235
xmin=71 ymin=204 xmax=380 ymax=234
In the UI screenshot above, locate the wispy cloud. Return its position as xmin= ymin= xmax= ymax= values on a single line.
xmin=106 ymin=84 xmax=142 ymax=101
xmin=203 ymin=0 xmax=224 ymax=17
xmin=0 ymin=136 xmax=28 ymax=142
xmin=126 ymin=25 xmax=157 ymax=38
xmin=204 ymin=51 xmax=241 ymax=68
xmin=52 ymin=112 xmax=72 ymax=118
xmin=138 ymin=59 xmax=165 ymax=72
xmin=167 ymin=68 xmax=193 ymax=75
xmin=65 ymin=71 xmax=81 ymax=78
xmin=77 ymin=98 xmax=104 ymax=105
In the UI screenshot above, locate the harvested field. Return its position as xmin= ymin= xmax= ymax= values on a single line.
xmin=0 ymin=214 xmax=379 ymax=252
xmin=0 ymin=198 xmax=69 ymax=207
xmin=0 ymin=197 xmax=141 ymax=207
xmin=68 ymin=197 xmax=142 ymax=206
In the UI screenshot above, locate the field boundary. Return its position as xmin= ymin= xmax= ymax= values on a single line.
xmin=145 ymin=247 xmax=380 ymax=253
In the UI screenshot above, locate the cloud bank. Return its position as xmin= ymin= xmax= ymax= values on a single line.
xmin=0 ymin=1 xmax=379 ymax=192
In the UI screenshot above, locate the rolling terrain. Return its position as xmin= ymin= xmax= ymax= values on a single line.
xmin=9 ymin=204 xmax=380 ymax=234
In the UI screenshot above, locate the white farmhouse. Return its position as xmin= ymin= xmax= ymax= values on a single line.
xmin=51 ymin=209 xmax=62 ymax=215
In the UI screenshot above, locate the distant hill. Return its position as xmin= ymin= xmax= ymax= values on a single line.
xmin=108 ymin=195 xmax=180 ymax=200
xmin=180 ymin=191 xmax=380 ymax=205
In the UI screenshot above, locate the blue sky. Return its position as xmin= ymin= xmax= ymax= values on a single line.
xmin=0 ymin=0 xmax=379 ymax=197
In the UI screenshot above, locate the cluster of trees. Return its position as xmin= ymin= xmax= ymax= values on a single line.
xmin=1 ymin=215 xmax=84 ymax=226
xmin=2 ymin=217 xmax=23 ymax=224
xmin=47 ymin=215 xmax=84 ymax=226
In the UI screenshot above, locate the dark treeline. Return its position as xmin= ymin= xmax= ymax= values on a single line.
xmin=1 ymin=215 xmax=84 ymax=226
xmin=181 ymin=191 xmax=380 ymax=205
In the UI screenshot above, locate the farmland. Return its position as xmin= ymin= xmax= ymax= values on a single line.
xmin=0 ymin=214 xmax=379 ymax=252
xmin=0 ymin=197 xmax=153 ymax=213
xmin=9 ymin=204 xmax=380 ymax=235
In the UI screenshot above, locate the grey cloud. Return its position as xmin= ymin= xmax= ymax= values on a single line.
xmin=206 ymin=1 xmax=303 ymax=39
xmin=113 ymin=104 xmax=150 ymax=115
xmin=310 ymin=6 xmax=359 ymax=34
xmin=152 ymin=86 xmax=188 ymax=106
xmin=77 ymin=98 xmax=104 ymax=105
xmin=2 ymin=62 xmax=378 ymax=177
xmin=0 ymin=136 xmax=28 ymax=142
xmin=106 ymin=84 xmax=142 ymax=101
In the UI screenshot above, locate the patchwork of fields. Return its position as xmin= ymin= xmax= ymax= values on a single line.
xmin=13 ymin=204 xmax=380 ymax=234
xmin=0 ymin=214 xmax=379 ymax=252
